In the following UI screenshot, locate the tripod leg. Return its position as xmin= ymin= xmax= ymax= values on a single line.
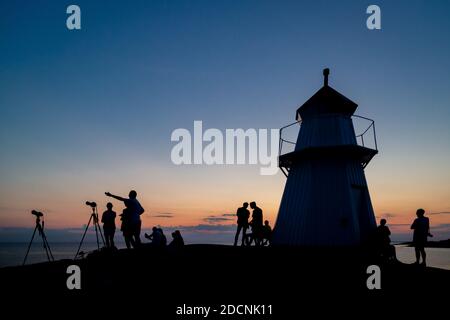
xmin=44 ymin=234 xmax=55 ymax=261
xmin=95 ymin=209 xmax=106 ymax=247
xmin=42 ymin=237 xmax=51 ymax=261
xmin=74 ymin=215 xmax=93 ymax=259
xmin=40 ymin=227 xmax=54 ymax=261
xmin=38 ymin=224 xmax=51 ymax=262
xmin=94 ymin=222 xmax=100 ymax=250
xmin=44 ymin=237 xmax=54 ymax=261
xmin=23 ymin=225 xmax=38 ymax=265
xmin=97 ymin=221 xmax=106 ymax=247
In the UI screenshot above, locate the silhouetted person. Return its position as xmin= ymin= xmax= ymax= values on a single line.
xmin=262 ymin=220 xmax=272 ymax=246
xmin=106 ymin=190 xmax=145 ymax=248
xmin=145 ymin=227 xmax=161 ymax=245
xmin=145 ymin=227 xmax=167 ymax=246
xmin=376 ymin=219 xmax=395 ymax=260
xmin=248 ymin=202 xmax=263 ymax=246
xmin=101 ymin=202 xmax=116 ymax=248
xmin=377 ymin=219 xmax=391 ymax=245
xmin=234 ymin=202 xmax=250 ymax=246
xmin=411 ymin=208 xmax=432 ymax=266
xmin=120 ymin=208 xmax=133 ymax=249
xmin=169 ymin=230 xmax=184 ymax=248
xmin=158 ymin=228 xmax=167 ymax=246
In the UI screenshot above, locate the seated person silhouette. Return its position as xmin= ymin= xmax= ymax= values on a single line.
xmin=101 ymin=202 xmax=116 ymax=249
xmin=169 ymin=230 xmax=185 ymax=248
xmin=262 ymin=220 xmax=272 ymax=246
xmin=158 ymin=228 xmax=167 ymax=246
xmin=145 ymin=227 xmax=167 ymax=246
xmin=411 ymin=208 xmax=433 ymax=266
xmin=145 ymin=227 xmax=161 ymax=245
xmin=376 ymin=219 xmax=396 ymax=261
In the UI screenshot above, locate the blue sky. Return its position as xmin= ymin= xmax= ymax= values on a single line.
xmin=0 ymin=1 xmax=449 ymax=242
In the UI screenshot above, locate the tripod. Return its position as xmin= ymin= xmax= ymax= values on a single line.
xmin=23 ymin=214 xmax=54 ymax=265
xmin=74 ymin=205 xmax=105 ymax=259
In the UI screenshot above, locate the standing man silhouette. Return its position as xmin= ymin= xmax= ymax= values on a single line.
xmin=101 ymin=202 xmax=116 ymax=248
xmin=106 ymin=190 xmax=145 ymax=248
xmin=411 ymin=208 xmax=433 ymax=266
xmin=249 ymin=202 xmax=263 ymax=246
xmin=234 ymin=202 xmax=250 ymax=246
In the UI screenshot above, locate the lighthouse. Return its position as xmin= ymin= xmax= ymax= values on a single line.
xmin=272 ymin=69 xmax=378 ymax=246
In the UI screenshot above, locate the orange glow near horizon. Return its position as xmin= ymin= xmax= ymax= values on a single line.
xmin=0 ymin=160 xmax=449 ymax=241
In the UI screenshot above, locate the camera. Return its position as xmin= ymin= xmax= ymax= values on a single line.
xmin=31 ymin=210 xmax=43 ymax=217
xmin=85 ymin=201 xmax=97 ymax=208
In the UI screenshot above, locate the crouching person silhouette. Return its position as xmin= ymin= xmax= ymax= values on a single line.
xmin=262 ymin=220 xmax=272 ymax=246
xmin=376 ymin=219 xmax=396 ymax=261
xmin=169 ymin=230 xmax=185 ymax=248
xmin=145 ymin=227 xmax=167 ymax=246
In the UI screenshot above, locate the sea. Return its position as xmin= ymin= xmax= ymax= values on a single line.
xmin=0 ymin=242 xmax=102 ymax=267
xmin=0 ymin=242 xmax=449 ymax=270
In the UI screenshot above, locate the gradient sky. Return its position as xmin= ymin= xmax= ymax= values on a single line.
xmin=1 ymin=0 xmax=449 ymax=242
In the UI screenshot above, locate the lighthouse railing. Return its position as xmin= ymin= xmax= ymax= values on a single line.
xmin=279 ymin=120 xmax=302 ymax=157
xmin=278 ymin=115 xmax=378 ymax=160
xmin=353 ymin=114 xmax=378 ymax=151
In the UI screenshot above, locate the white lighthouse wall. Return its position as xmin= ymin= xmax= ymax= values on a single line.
xmin=274 ymin=158 xmax=356 ymax=245
xmin=273 ymin=157 xmax=377 ymax=246
xmin=295 ymin=115 xmax=357 ymax=150
xmin=274 ymin=113 xmax=378 ymax=246
xmin=346 ymin=159 xmax=377 ymax=240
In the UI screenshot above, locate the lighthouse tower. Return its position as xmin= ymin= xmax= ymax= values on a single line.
xmin=272 ymin=69 xmax=378 ymax=246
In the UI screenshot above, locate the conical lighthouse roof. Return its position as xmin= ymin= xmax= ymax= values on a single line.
xmin=296 ymin=76 xmax=358 ymax=120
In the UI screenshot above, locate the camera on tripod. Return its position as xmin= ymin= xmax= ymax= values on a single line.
xmin=31 ymin=210 xmax=43 ymax=217
xmin=75 ymin=200 xmax=105 ymax=258
xmin=85 ymin=201 xmax=97 ymax=208
xmin=23 ymin=209 xmax=53 ymax=265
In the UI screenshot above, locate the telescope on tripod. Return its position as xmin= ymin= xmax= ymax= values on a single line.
xmin=74 ymin=201 xmax=105 ymax=259
xmin=23 ymin=210 xmax=54 ymax=265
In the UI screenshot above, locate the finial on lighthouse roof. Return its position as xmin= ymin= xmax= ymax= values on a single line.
xmin=323 ymin=68 xmax=330 ymax=87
